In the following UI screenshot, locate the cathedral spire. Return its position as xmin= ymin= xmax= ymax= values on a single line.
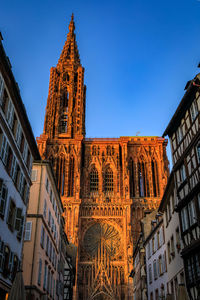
xmin=41 ymin=15 xmax=86 ymax=140
xmin=58 ymin=14 xmax=80 ymax=66
xmin=69 ymin=13 xmax=75 ymax=33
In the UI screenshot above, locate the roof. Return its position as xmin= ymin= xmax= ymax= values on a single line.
xmin=163 ymin=73 xmax=200 ymax=137
xmin=0 ymin=35 xmax=40 ymax=160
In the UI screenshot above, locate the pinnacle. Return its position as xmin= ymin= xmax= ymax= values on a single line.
xmin=69 ymin=13 xmax=75 ymax=33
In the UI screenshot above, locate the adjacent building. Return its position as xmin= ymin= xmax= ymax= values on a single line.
xmin=132 ymin=210 xmax=157 ymax=300
xmin=0 ymin=34 xmax=40 ymax=299
xmin=22 ymin=161 xmax=65 ymax=300
xmin=163 ymin=74 xmax=200 ymax=299
xmin=159 ymin=173 xmax=185 ymax=299
xmin=144 ymin=214 xmax=167 ymax=300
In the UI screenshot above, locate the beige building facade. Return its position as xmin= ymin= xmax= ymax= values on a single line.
xmin=23 ymin=161 xmax=65 ymax=300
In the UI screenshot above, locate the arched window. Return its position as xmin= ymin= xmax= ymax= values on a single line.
xmin=129 ymin=158 xmax=135 ymax=197
xmin=152 ymin=160 xmax=160 ymax=197
xmin=138 ymin=161 xmax=150 ymax=197
xmin=104 ymin=167 xmax=113 ymax=193
xmin=89 ymin=167 xmax=99 ymax=192
xmin=68 ymin=157 xmax=74 ymax=196
xmin=58 ymin=156 xmax=65 ymax=196
xmin=138 ymin=162 xmax=144 ymax=197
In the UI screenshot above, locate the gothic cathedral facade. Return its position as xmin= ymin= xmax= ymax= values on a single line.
xmin=37 ymin=15 xmax=169 ymax=300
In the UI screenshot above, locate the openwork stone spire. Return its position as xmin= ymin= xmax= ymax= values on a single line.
xmin=43 ymin=14 xmax=86 ymax=139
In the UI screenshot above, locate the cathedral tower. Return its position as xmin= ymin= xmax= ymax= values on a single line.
xmin=43 ymin=14 xmax=86 ymax=140
xmin=37 ymin=16 xmax=169 ymax=300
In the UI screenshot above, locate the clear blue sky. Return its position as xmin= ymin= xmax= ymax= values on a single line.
xmin=1 ymin=0 xmax=200 ymax=167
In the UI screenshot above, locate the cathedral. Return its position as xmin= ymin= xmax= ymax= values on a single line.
xmin=37 ymin=15 xmax=169 ymax=300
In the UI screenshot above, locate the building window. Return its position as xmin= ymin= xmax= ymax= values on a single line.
xmin=14 ymin=208 xmax=23 ymax=233
xmin=167 ymin=242 xmax=171 ymax=264
xmin=7 ymin=199 xmax=16 ymax=230
xmin=176 ymin=125 xmax=183 ymax=144
xmin=38 ymin=259 xmax=42 ymax=286
xmin=68 ymin=157 xmax=74 ymax=196
xmin=43 ymin=263 xmax=47 ymax=290
xmin=198 ymin=193 xmax=200 ymax=210
xmin=157 ymin=231 xmax=160 ymax=249
xmin=162 ymin=252 xmax=167 ymax=273
xmin=40 ymin=226 xmax=45 ymax=248
xmin=153 ymin=259 xmax=157 ymax=280
xmin=148 ymin=264 xmax=152 ymax=284
xmin=147 ymin=242 xmax=150 ymax=259
xmin=6 ymin=100 xmax=14 ymax=128
xmin=190 ymin=99 xmax=198 ymax=122
xmin=31 ymin=169 xmax=38 ymax=182
xmin=129 ymin=158 xmax=135 ymax=197
xmin=181 ymin=207 xmax=189 ymax=232
xmin=24 ymin=221 xmax=32 ymax=241
xmin=43 ymin=200 xmax=47 ymax=218
xmin=196 ymin=142 xmax=200 ymax=163
xmin=0 ymin=182 xmax=8 ymax=219
xmin=180 ymin=164 xmax=186 ymax=182
xmin=151 ymin=160 xmax=160 ymax=197
xmin=46 ymin=235 xmax=49 ymax=255
xmin=89 ymin=167 xmax=99 ymax=192
xmin=104 ymin=167 xmax=113 ymax=193
xmin=10 ymin=155 xmax=17 ymax=182
xmin=45 ymin=177 xmax=49 ymax=193
xmin=188 ymin=200 xmax=197 ymax=225
xmin=186 ymin=256 xmax=196 ymax=284
xmin=0 ymin=135 xmax=9 ymax=165
xmin=170 ymin=235 xmax=175 ymax=259
xmin=48 ymin=210 xmax=51 ymax=227
xmin=3 ymin=245 xmax=10 ymax=278
xmin=155 ymin=289 xmax=159 ymax=300
xmin=152 ymin=237 xmax=155 ymax=254
xmin=158 ymin=255 xmax=162 ymax=275
xmin=175 ymin=227 xmax=181 ymax=252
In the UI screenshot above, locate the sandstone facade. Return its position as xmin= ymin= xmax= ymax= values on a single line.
xmin=37 ymin=15 xmax=169 ymax=300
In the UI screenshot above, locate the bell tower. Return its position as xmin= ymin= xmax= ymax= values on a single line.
xmin=43 ymin=14 xmax=86 ymax=140
xmin=37 ymin=15 xmax=85 ymax=244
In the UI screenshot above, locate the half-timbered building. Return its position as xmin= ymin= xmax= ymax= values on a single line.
xmin=163 ymin=74 xmax=200 ymax=299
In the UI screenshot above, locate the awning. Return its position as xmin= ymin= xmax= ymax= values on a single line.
xmin=7 ymin=271 xmax=26 ymax=300
xmin=177 ymin=284 xmax=189 ymax=300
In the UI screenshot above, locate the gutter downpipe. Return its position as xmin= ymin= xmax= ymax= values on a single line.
xmin=29 ymin=164 xmax=43 ymax=297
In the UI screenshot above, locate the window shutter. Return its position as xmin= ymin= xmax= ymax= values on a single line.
xmin=8 ymin=252 xmax=14 ymax=278
xmin=24 ymin=221 xmax=32 ymax=241
xmin=31 ymin=170 xmax=38 ymax=182
xmin=0 ymin=184 xmax=7 ymax=217
xmin=15 ymin=208 xmax=22 ymax=231
xmin=37 ymin=258 xmax=42 ymax=285
xmin=17 ymin=215 xmax=24 ymax=240
xmin=0 ymin=240 xmax=5 ymax=271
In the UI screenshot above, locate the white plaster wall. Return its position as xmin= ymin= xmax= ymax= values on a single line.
xmin=0 ymin=160 xmax=26 ymax=286
xmin=146 ymin=234 xmax=168 ymax=299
